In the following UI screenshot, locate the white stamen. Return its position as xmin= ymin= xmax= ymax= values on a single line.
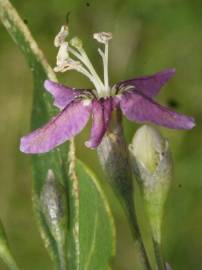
xmin=55 ymin=42 xmax=69 ymax=67
xmin=54 ymin=25 xmax=69 ymax=47
xmin=68 ymin=46 xmax=105 ymax=93
xmin=104 ymin=41 xmax=109 ymax=91
xmin=54 ymin=26 xmax=113 ymax=98
xmin=93 ymin=32 xmax=112 ymax=44
xmin=54 ymin=59 xmax=81 ymax=73
xmin=98 ymin=48 xmax=105 ymax=58
xmin=94 ymin=32 xmax=112 ymax=94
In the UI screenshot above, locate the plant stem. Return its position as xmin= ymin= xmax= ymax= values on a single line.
xmin=125 ymin=196 xmax=152 ymax=270
xmin=97 ymin=110 xmax=152 ymax=270
xmin=152 ymin=238 xmax=166 ymax=270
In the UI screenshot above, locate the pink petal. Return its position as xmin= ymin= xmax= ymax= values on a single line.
xmin=120 ymin=91 xmax=195 ymax=129
xmin=118 ymin=69 xmax=175 ymax=98
xmin=20 ymin=100 xmax=92 ymax=153
xmin=103 ymin=98 xmax=113 ymax=127
xmin=85 ymin=98 xmax=113 ymax=148
xmin=44 ymin=80 xmax=82 ymax=109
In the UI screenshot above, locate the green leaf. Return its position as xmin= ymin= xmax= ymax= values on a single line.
xmin=0 ymin=1 xmax=69 ymax=269
xmin=67 ymin=142 xmax=115 ymax=270
xmin=0 ymin=220 xmax=19 ymax=270
xmin=76 ymin=159 xmax=116 ymax=270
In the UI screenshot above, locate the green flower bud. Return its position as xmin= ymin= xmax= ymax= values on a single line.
xmin=129 ymin=125 xmax=172 ymax=244
xmin=97 ymin=111 xmax=133 ymax=205
xmin=40 ymin=170 xmax=68 ymax=267
xmin=130 ymin=125 xmax=167 ymax=174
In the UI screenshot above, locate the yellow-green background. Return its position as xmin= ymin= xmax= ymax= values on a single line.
xmin=0 ymin=0 xmax=202 ymax=269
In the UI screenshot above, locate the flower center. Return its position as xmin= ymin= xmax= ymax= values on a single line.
xmin=54 ymin=26 xmax=112 ymax=98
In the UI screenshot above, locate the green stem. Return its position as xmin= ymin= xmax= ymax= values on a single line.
xmin=125 ymin=197 xmax=152 ymax=270
xmin=97 ymin=110 xmax=152 ymax=270
xmin=152 ymin=238 xmax=166 ymax=270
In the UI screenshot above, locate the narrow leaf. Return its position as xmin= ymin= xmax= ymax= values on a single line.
xmin=77 ymin=160 xmax=116 ymax=270
xmin=0 ymin=1 xmax=69 ymax=269
xmin=0 ymin=220 xmax=19 ymax=270
xmin=67 ymin=141 xmax=115 ymax=270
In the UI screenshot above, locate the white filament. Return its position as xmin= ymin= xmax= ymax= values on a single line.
xmin=54 ymin=27 xmax=112 ymax=98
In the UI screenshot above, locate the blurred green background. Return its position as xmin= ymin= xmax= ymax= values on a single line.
xmin=0 ymin=0 xmax=202 ymax=269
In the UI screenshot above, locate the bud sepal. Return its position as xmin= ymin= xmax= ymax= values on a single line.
xmin=129 ymin=125 xmax=173 ymax=270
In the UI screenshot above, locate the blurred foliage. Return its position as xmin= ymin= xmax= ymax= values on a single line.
xmin=0 ymin=0 xmax=201 ymax=269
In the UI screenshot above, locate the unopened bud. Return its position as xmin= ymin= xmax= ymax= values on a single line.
xmin=70 ymin=37 xmax=83 ymax=49
xmin=129 ymin=125 xmax=172 ymax=244
xmin=97 ymin=110 xmax=134 ymax=212
xmin=54 ymin=25 xmax=69 ymax=47
xmin=40 ymin=170 xmax=67 ymax=247
xmin=93 ymin=32 xmax=112 ymax=44
xmin=130 ymin=125 xmax=167 ymax=174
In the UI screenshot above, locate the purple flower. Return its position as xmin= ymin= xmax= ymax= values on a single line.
xmin=20 ymin=29 xmax=195 ymax=154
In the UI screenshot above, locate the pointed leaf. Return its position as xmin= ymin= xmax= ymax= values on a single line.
xmin=76 ymin=159 xmax=116 ymax=270
xmin=67 ymin=142 xmax=115 ymax=270
xmin=0 ymin=220 xmax=19 ymax=270
xmin=0 ymin=1 xmax=69 ymax=269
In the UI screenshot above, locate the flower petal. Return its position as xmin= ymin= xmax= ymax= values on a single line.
xmin=120 ymin=91 xmax=195 ymax=129
xmin=103 ymin=98 xmax=113 ymax=127
xmin=44 ymin=80 xmax=82 ymax=109
xmin=118 ymin=69 xmax=175 ymax=98
xmin=85 ymin=98 xmax=113 ymax=148
xmin=20 ymin=100 xmax=92 ymax=153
